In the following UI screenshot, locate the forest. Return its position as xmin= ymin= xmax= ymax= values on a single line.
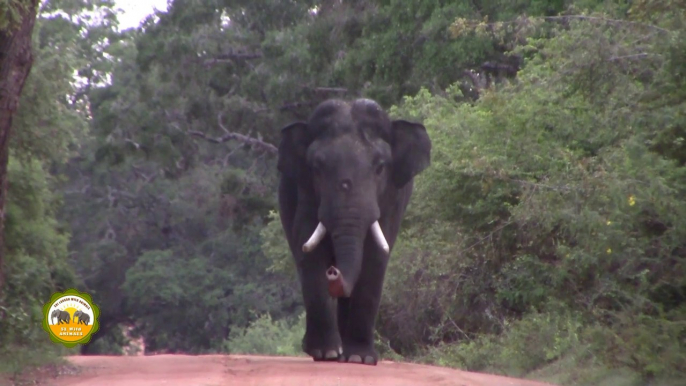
xmin=0 ymin=0 xmax=684 ymax=385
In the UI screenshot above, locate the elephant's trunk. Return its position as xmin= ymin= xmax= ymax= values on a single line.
xmin=329 ymin=232 xmax=364 ymax=298
xmin=326 ymin=266 xmax=346 ymax=297
xmin=302 ymin=217 xmax=390 ymax=298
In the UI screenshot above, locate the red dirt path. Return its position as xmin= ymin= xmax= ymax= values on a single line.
xmin=31 ymin=354 xmax=559 ymax=386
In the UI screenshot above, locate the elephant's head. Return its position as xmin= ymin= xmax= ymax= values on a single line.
xmin=278 ymin=99 xmax=431 ymax=297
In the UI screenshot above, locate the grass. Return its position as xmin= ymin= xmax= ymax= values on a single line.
xmin=529 ymin=350 xmax=685 ymax=386
xmin=0 ymin=343 xmax=80 ymax=386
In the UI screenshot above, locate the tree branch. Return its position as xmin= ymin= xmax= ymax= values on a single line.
xmin=545 ymin=15 xmax=671 ymax=34
xmin=469 ymin=14 xmax=671 ymax=34
xmin=302 ymin=86 xmax=348 ymax=93
xmin=125 ymin=138 xmax=141 ymax=149
xmin=608 ymin=53 xmax=655 ymax=61
xmin=202 ymin=52 xmax=262 ymax=66
xmin=188 ymin=113 xmax=277 ymax=154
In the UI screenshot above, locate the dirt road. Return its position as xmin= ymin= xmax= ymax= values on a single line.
xmin=28 ymin=354 xmax=559 ymax=386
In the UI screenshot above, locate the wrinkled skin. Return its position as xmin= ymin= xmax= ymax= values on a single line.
xmin=277 ymin=99 xmax=431 ymax=365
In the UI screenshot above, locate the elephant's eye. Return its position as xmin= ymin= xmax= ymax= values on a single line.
xmin=375 ymin=162 xmax=385 ymax=175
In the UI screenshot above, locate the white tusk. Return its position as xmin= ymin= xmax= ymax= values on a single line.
xmin=302 ymin=222 xmax=327 ymax=252
xmin=370 ymin=221 xmax=390 ymax=253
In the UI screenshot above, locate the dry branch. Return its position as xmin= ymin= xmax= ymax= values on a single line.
xmin=302 ymin=86 xmax=348 ymax=93
xmin=202 ymin=52 xmax=262 ymax=66
xmin=188 ymin=113 xmax=277 ymax=154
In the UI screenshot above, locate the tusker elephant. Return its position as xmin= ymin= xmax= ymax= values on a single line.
xmin=74 ymin=310 xmax=91 ymax=325
xmin=51 ymin=309 xmax=71 ymax=325
xmin=277 ymin=98 xmax=431 ymax=365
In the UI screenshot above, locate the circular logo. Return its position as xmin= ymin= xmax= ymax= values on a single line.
xmin=42 ymin=289 xmax=100 ymax=347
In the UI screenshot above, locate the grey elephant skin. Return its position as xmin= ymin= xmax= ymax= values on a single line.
xmin=74 ymin=310 xmax=91 ymax=325
xmin=51 ymin=309 xmax=71 ymax=325
xmin=277 ymin=98 xmax=431 ymax=365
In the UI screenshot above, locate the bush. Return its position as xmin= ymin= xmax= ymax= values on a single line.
xmin=0 ymin=158 xmax=78 ymax=374
xmin=420 ymin=305 xmax=584 ymax=376
xmin=225 ymin=313 xmax=306 ymax=356
xmin=584 ymin=308 xmax=686 ymax=380
xmin=381 ymin=11 xmax=686 ymax=379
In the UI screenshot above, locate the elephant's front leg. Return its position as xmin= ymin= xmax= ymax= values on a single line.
xmin=338 ymin=243 xmax=388 ymax=366
xmin=297 ymin=248 xmax=342 ymax=361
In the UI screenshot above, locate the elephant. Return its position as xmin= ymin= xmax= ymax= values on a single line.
xmin=74 ymin=310 xmax=91 ymax=325
xmin=51 ymin=309 xmax=71 ymax=325
xmin=277 ymin=98 xmax=431 ymax=365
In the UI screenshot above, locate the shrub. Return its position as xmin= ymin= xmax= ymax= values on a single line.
xmin=225 ymin=313 xmax=306 ymax=356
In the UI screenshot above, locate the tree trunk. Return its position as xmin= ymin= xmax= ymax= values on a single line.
xmin=0 ymin=1 xmax=39 ymax=296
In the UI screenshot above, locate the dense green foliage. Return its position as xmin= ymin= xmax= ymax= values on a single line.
xmin=0 ymin=0 xmax=35 ymax=30
xmin=0 ymin=0 xmax=107 ymax=373
xmin=381 ymin=15 xmax=686 ymax=377
xmin=2 ymin=0 xmax=685 ymax=384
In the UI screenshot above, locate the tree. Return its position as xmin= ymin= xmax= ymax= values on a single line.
xmin=0 ymin=1 xmax=115 ymax=364
xmin=0 ymin=0 xmax=39 ymax=296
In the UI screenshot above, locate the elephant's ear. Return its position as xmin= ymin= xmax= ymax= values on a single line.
xmin=391 ymin=119 xmax=432 ymax=188
xmin=277 ymin=121 xmax=309 ymax=179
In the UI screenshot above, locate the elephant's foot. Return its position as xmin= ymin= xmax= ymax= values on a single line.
xmin=302 ymin=332 xmax=342 ymax=362
xmin=308 ymin=347 xmax=342 ymax=361
xmin=339 ymin=343 xmax=378 ymax=365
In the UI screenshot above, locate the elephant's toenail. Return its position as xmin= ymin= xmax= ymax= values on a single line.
xmin=325 ymin=350 xmax=338 ymax=359
xmin=364 ymin=356 xmax=376 ymax=365
xmin=348 ymin=355 xmax=362 ymax=363
xmin=338 ymin=347 xmax=343 ymax=355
